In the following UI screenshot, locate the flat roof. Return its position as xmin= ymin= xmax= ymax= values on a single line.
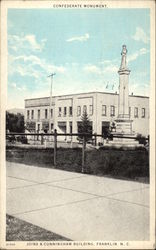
xmin=25 ymin=91 xmax=149 ymax=101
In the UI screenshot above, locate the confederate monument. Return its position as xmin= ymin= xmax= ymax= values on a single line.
xmin=115 ymin=45 xmax=133 ymax=135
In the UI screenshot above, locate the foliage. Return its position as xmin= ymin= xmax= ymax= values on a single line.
xmin=136 ymin=133 xmax=147 ymax=145
xmin=6 ymin=112 xmax=24 ymax=133
xmin=16 ymin=135 xmax=28 ymax=144
xmin=78 ymin=110 xmax=92 ymax=140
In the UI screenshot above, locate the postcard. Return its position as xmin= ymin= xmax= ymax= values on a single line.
xmin=0 ymin=0 xmax=155 ymax=249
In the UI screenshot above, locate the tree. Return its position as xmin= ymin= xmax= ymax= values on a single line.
xmin=6 ymin=112 xmax=24 ymax=133
xmin=78 ymin=110 xmax=92 ymax=141
xmin=78 ymin=111 xmax=92 ymax=173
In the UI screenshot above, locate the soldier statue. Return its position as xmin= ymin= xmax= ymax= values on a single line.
xmin=120 ymin=45 xmax=127 ymax=69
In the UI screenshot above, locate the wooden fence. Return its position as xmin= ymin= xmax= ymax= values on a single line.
xmin=6 ymin=130 xmax=149 ymax=173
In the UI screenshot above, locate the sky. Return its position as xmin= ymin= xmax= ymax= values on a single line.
xmin=7 ymin=8 xmax=150 ymax=109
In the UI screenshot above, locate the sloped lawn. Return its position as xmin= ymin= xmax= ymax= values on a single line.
xmin=6 ymin=146 xmax=149 ymax=183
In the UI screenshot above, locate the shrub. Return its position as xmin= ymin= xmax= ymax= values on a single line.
xmin=136 ymin=133 xmax=147 ymax=145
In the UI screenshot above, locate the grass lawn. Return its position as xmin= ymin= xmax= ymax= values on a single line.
xmin=6 ymin=145 xmax=149 ymax=183
xmin=6 ymin=214 xmax=71 ymax=241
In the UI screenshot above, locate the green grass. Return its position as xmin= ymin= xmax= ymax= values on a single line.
xmin=6 ymin=214 xmax=71 ymax=241
xmin=6 ymin=146 xmax=149 ymax=183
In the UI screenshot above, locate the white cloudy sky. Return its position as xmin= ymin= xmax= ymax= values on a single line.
xmin=7 ymin=9 xmax=150 ymax=109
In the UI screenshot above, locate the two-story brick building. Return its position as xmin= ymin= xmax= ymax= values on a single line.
xmin=25 ymin=91 xmax=149 ymax=139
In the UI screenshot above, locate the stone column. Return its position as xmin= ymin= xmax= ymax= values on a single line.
xmin=118 ymin=69 xmax=130 ymax=118
xmin=93 ymin=93 xmax=103 ymax=145
xmin=115 ymin=45 xmax=133 ymax=135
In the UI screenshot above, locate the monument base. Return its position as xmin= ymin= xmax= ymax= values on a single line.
xmin=115 ymin=117 xmax=133 ymax=135
xmin=108 ymin=134 xmax=139 ymax=148
xmin=111 ymin=133 xmax=138 ymax=145
xmin=111 ymin=117 xmax=139 ymax=147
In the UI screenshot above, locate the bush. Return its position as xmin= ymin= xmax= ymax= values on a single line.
xmin=136 ymin=134 xmax=147 ymax=145
xmin=16 ymin=136 xmax=28 ymax=144
xmin=6 ymin=112 xmax=24 ymax=133
xmin=7 ymin=135 xmax=16 ymax=143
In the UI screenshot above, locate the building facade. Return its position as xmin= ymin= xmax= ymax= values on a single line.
xmin=25 ymin=91 xmax=149 ymax=138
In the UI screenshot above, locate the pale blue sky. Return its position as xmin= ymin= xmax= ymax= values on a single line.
xmin=7 ymin=8 xmax=150 ymax=108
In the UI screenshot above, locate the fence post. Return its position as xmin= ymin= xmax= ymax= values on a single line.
xmin=41 ymin=133 xmax=44 ymax=145
xmin=148 ymin=135 xmax=149 ymax=144
xmin=94 ymin=133 xmax=97 ymax=146
xmin=54 ymin=129 xmax=57 ymax=166
xmin=44 ymin=136 xmax=47 ymax=148
xmin=70 ymin=135 xmax=73 ymax=148
xmin=82 ymin=135 xmax=86 ymax=173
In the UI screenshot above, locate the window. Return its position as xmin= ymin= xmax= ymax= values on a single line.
xmin=102 ymin=105 xmax=107 ymax=116
xmin=134 ymin=107 xmax=138 ymax=118
xmin=64 ymin=107 xmax=67 ymax=116
xmin=45 ymin=109 xmax=48 ymax=119
xmin=110 ymin=106 xmax=115 ymax=116
xmin=51 ymin=109 xmax=53 ymax=118
xmin=27 ymin=110 xmax=30 ymax=120
xmin=83 ymin=105 xmax=87 ymax=113
xmin=69 ymin=106 xmax=72 ymax=116
xmin=31 ymin=110 xmax=34 ymax=120
xmin=38 ymin=110 xmax=40 ymax=120
xmin=129 ymin=107 xmax=131 ymax=117
xmin=142 ymin=108 xmax=145 ymax=118
xmin=77 ymin=106 xmax=81 ymax=116
xmin=89 ymin=105 xmax=93 ymax=115
xmin=58 ymin=107 xmax=61 ymax=117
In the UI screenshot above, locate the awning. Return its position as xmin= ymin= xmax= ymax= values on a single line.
xmin=58 ymin=122 xmax=66 ymax=127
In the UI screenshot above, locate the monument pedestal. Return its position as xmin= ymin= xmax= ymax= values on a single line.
xmin=115 ymin=117 xmax=133 ymax=135
xmin=111 ymin=117 xmax=139 ymax=147
xmin=108 ymin=139 xmax=139 ymax=148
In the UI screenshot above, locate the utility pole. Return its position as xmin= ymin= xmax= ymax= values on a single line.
xmin=48 ymin=73 xmax=56 ymax=133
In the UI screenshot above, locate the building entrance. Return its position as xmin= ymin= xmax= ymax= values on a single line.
xmin=102 ymin=121 xmax=110 ymax=138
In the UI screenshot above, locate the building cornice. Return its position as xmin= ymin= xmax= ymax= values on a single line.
xmin=25 ymin=91 xmax=149 ymax=102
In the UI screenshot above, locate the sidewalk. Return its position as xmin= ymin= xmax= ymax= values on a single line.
xmin=6 ymin=161 xmax=149 ymax=241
